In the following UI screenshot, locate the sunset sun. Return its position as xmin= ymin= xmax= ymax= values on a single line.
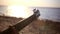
xmin=7 ymin=5 xmax=33 ymax=18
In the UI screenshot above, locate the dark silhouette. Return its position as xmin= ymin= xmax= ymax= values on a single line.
xmin=33 ymin=8 xmax=40 ymax=17
xmin=33 ymin=8 xmax=37 ymax=13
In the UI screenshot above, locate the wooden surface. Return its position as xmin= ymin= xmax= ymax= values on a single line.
xmin=0 ymin=16 xmax=23 ymax=32
xmin=19 ymin=19 xmax=60 ymax=34
xmin=0 ymin=13 xmax=37 ymax=34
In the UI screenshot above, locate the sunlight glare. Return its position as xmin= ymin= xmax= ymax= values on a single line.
xmin=7 ymin=5 xmax=28 ymax=18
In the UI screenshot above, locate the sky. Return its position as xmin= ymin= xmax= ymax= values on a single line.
xmin=0 ymin=0 xmax=60 ymax=21
xmin=0 ymin=0 xmax=60 ymax=7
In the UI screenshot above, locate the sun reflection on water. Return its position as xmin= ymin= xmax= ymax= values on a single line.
xmin=7 ymin=5 xmax=33 ymax=18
